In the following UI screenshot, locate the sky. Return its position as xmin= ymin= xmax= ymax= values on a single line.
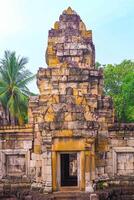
xmin=0 ymin=0 xmax=134 ymax=93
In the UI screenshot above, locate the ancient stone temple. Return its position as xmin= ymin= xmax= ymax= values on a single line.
xmin=28 ymin=7 xmax=114 ymax=192
xmin=0 ymin=7 xmax=134 ymax=200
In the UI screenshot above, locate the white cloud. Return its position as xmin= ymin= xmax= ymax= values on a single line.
xmin=0 ymin=0 xmax=25 ymax=37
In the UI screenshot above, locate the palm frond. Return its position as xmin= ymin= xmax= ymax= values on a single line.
xmin=17 ymin=74 xmax=36 ymax=88
xmin=0 ymin=50 xmax=35 ymax=125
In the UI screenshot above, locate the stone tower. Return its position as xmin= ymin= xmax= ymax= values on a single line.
xmin=46 ymin=7 xmax=95 ymax=68
xmin=29 ymin=7 xmax=114 ymax=192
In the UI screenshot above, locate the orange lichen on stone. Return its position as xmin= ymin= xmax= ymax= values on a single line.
xmin=65 ymin=7 xmax=74 ymax=15
xmin=48 ymin=95 xmax=59 ymax=104
xmin=48 ymin=56 xmax=60 ymax=67
xmin=81 ymin=30 xmax=92 ymax=38
xmin=44 ymin=113 xmax=55 ymax=122
xmin=47 ymin=45 xmax=55 ymax=55
xmin=75 ymin=96 xmax=83 ymax=105
xmin=54 ymin=21 xmax=59 ymax=29
xmin=55 ymin=130 xmax=73 ymax=137
xmin=44 ymin=107 xmax=55 ymax=122
xmin=75 ymin=96 xmax=87 ymax=105
xmin=84 ymin=112 xmax=92 ymax=121
xmin=64 ymin=112 xmax=72 ymax=121
xmin=34 ymin=145 xmax=41 ymax=154
xmin=73 ymin=88 xmax=78 ymax=96
xmin=79 ymin=21 xmax=86 ymax=30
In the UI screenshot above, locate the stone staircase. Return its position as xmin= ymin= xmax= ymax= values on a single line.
xmin=53 ymin=192 xmax=98 ymax=200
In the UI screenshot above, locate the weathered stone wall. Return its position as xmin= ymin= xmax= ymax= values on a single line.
xmin=0 ymin=125 xmax=33 ymax=180
xmin=107 ymin=124 xmax=134 ymax=178
xmin=95 ymin=123 xmax=134 ymax=183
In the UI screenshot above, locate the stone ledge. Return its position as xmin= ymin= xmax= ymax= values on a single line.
xmin=108 ymin=123 xmax=134 ymax=131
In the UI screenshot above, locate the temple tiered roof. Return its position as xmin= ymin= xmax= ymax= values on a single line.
xmin=46 ymin=7 xmax=95 ymax=68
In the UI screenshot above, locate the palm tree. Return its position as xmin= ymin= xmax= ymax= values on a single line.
xmin=0 ymin=50 xmax=35 ymax=125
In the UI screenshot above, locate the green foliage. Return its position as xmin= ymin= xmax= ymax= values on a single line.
xmin=95 ymin=61 xmax=101 ymax=69
xmin=104 ymin=60 xmax=134 ymax=122
xmin=96 ymin=181 xmax=109 ymax=190
xmin=0 ymin=50 xmax=35 ymax=125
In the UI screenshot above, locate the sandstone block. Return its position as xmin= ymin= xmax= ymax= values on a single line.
xmin=55 ymin=130 xmax=73 ymax=137
xmin=73 ymin=88 xmax=78 ymax=96
xmin=54 ymin=21 xmax=59 ymax=29
xmin=127 ymin=139 xmax=134 ymax=146
xmin=64 ymin=112 xmax=72 ymax=121
xmin=34 ymin=145 xmax=41 ymax=154
xmin=23 ymin=141 xmax=32 ymax=150
xmin=84 ymin=112 xmax=92 ymax=121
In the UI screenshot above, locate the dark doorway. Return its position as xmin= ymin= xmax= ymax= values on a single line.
xmin=60 ymin=153 xmax=77 ymax=187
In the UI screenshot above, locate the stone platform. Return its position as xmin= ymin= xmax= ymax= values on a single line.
xmin=1 ymin=187 xmax=134 ymax=200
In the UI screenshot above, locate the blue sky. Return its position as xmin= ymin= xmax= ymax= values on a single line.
xmin=0 ymin=0 xmax=134 ymax=93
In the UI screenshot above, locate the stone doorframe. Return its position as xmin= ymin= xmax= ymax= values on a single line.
xmin=57 ymin=152 xmax=80 ymax=188
xmin=112 ymin=147 xmax=134 ymax=176
xmin=58 ymin=151 xmax=81 ymax=189
xmin=52 ymin=138 xmax=95 ymax=192
xmin=0 ymin=149 xmax=30 ymax=178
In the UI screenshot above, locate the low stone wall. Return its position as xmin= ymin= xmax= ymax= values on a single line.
xmin=0 ymin=125 xmax=34 ymax=181
xmin=96 ymin=123 xmax=134 ymax=182
xmin=98 ymin=186 xmax=134 ymax=200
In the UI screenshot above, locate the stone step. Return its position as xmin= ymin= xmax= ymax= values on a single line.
xmin=53 ymin=192 xmax=96 ymax=200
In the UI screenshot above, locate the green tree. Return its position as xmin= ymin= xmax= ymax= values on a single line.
xmin=95 ymin=62 xmax=101 ymax=69
xmin=0 ymin=50 xmax=35 ymax=125
xmin=104 ymin=60 xmax=134 ymax=122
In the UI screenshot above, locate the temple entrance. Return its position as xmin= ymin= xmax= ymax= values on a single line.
xmin=52 ymin=138 xmax=87 ymax=191
xmin=60 ymin=153 xmax=78 ymax=187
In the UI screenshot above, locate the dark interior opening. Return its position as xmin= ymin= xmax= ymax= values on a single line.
xmin=60 ymin=153 xmax=77 ymax=187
